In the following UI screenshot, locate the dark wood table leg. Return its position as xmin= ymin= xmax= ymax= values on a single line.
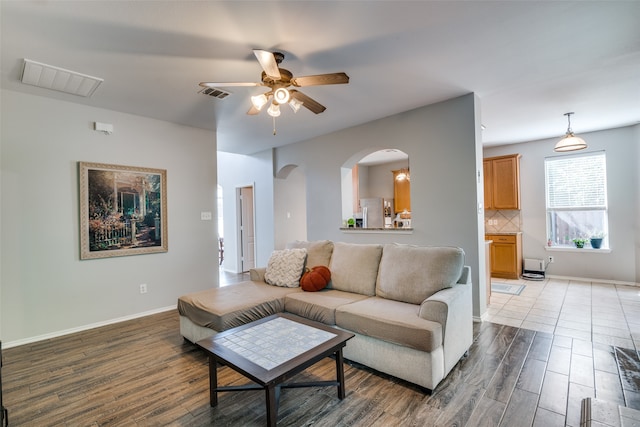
xmin=335 ymin=348 xmax=346 ymax=399
xmin=265 ymin=385 xmax=278 ymax=426
xmin=209 ymin=355 xmax=218 ymax=407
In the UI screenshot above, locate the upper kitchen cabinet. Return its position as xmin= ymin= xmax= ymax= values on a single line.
xmin=483 ymin=154 xmax=521 ymax=210
xmin=393 ymin=169 xmax=411 ymax=213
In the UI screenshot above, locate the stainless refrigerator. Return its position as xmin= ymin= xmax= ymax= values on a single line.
xmin=360 ymin=197 xmax=385 ymax=228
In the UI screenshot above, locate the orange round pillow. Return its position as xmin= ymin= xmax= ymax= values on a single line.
xmin=300 ymin=266 xmax=331 ymax=292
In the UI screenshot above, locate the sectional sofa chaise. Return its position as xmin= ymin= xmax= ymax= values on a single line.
xmin=178 ymin=240 xmax=473 ymax=391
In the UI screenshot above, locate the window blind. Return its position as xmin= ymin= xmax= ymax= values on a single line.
xmin=545 ymin=152 xmax=607 ymax=209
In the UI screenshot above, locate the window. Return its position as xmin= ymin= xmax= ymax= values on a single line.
xmin=545 ymin=151 xmax=608 ymax=248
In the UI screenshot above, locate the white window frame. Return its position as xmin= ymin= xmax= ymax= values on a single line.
xmin=544 ymin=151 xmax=609 ymax=249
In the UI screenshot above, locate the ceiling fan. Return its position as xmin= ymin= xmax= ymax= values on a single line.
xmin=199 ymin=50 xmax=349 ymax=118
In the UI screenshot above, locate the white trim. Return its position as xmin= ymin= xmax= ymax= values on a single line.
xmin=545 ymin=246 xmax=611 ymax=254
xmin=340 ymin=228 xmax=413 ymax=234
xmin=545 ymin=274 xmax=639 ymax=287
xmin=3 ymin=305 xmax=176 ymax=349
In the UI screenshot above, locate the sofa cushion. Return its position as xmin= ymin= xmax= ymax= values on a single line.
xmin=335 ymin=297 xmax=442 ymax=352
xmin=286 ymin=240 xmax=333 ymax=268
xmin=264 ymin=248 xmax=307 ymax=287
xmin=376 ymin=244 xmax=465 ymax=304
xmin=177 ymin=282 xmax=301 ymax=331
xmin=329 ymin=242 xmax=383 ymax=296
xmin=284 ymin=290 xmax=369 ymax=325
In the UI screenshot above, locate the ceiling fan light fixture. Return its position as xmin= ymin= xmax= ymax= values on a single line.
xmin=267 ymin=102 xmax=281 ymax=117
xmin=554 ymin=112 xmax=587 ymax=152
xmin=289 ymin=97 xmax=303 ymax=113
xmin=274 ymin=87 xmax=290 ymax=104
xmin=251 ymin=93 xmax=269 ymax=111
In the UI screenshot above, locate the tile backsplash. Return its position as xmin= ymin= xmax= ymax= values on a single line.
xmin=485 ymin=210 xmax=521 ymax=233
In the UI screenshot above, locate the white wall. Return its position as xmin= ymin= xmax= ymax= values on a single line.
xmin=217 ymin=151 xmax=275 ymax=272
xmin=484 ymin=124 xmax=639 ymax=284
xmin=273 ymin=94 xmax=488 ymax=317
xmin=1 ymin=90 xmax=218 ymax=345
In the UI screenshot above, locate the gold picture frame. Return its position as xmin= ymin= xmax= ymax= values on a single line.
xmin=79 ymin=162 xmax=168 ymax=260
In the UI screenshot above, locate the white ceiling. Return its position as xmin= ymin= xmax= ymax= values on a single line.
xmin=2 ymin=1 xmax=639 ymax=155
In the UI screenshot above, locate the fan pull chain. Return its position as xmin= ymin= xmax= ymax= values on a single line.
xmin=272 ymin=116 xmax=277 ymax=135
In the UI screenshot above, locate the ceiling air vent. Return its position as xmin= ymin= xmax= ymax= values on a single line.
xmin=21 ymin=59 xmax=103 ymax=97
xmin=198 ymin=87 xmax=232 ymax=100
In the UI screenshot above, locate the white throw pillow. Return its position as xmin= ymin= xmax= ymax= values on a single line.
xmin=264 ymin=248 xmax=307 ymax=287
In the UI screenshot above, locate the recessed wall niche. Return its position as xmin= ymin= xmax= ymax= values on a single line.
xmin=341 ymin=149 xmax=410 ymax=229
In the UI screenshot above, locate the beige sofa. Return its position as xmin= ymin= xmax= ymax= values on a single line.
xmin=178 ymin=240 xmax=473 ymax=391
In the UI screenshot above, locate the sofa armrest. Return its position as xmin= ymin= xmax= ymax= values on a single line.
xmin=418 ymin=285 xmax=467 ymax=336
xmin=249 ymin=267 xmax=267 ymax=282
xmin=457 ymin=265 xmax=471 ymax=285
xmin=418 ymin=266 xmax=473 ymax=373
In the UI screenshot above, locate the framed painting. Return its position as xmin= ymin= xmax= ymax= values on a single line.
xmin=79 ymin=162 xmax=168 ymax=260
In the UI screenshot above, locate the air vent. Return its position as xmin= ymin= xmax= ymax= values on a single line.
xmin=198 ymin=87 xmax=232 ymax=99
xmin=21 ymin=59 xmax=103 ymax=97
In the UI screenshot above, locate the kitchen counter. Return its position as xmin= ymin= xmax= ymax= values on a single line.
xmin=340 ymin=227 xmax=413 ymax=234
xmin=485 ymin=231 xmax=522 ymax=235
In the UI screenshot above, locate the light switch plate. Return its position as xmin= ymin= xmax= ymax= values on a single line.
xmin=201 ymin=211 xmax=212 ymax=220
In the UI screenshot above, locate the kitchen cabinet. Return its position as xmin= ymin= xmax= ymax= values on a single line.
xmin=393 ymin=170 xmax=411 ymax=214
xmin=486 ymin=233 xmax=522 ymax=280
xmin=484 ymin=154 xmax=521 ymax=210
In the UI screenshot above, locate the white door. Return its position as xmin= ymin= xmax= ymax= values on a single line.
xmin=239 ymin=186 xmax=255 ymax=272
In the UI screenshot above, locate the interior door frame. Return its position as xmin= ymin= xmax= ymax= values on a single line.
xmin=236 ymin=184 xmax=256 ymax=273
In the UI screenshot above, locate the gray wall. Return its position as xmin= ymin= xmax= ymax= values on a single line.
xmin=272 ymin=94 xmax=487 ymax=317
xmin=361 ymin=159 xmax=409 ymax=205
xmin=636 ymin=125 xmax=640 ymax=282
xmin=484 ymin=124 xmax=640 ymax=284
xmin=1 ymin=90 xmax=219 ymax=345
xmin=274 ymin=166 xmax=307 ymax=250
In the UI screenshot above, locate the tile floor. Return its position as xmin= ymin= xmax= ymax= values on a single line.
xmin=486 ymin=277 xmax=640 ymax=351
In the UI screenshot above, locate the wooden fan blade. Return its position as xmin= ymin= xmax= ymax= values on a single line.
xmin=290 ymin=90 xmax=326 ymax=114
xmin=199 ymin=82 xmax=260 ymax=88
xmin=291 ymin=72 xmax=349 ymax=87
xmin=253 ymin=49 xmax=281 ymax=80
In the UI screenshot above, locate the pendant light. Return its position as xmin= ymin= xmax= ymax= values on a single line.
xmin=554 ymin=112 xmax=587 ymax=152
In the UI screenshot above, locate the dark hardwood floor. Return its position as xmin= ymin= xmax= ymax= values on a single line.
xmin=3 ymin=309 xmax=640 ymax=426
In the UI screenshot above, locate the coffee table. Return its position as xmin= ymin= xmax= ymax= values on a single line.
xmin=196 ymin=313 xmax=354 ymax=426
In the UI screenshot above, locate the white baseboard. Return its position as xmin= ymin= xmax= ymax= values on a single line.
xmin=3 ymin=305 xmax=176 ymax=349
xmin=545 ymin=274 xmax=639 ymax=287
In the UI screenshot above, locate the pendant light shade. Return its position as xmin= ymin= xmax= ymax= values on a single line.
xmin=554 ymin=112 xmax=587 ymax=152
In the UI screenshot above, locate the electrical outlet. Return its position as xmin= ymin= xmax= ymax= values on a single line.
xmin=548 ymin=256 xmax=554 ymax=264
xmin=139 ymin=283 xmax=148 ymax=294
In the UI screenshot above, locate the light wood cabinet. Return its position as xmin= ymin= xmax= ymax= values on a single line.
xmin=393 ymin=170 xmax=411 ymax=214
xmin=483 ymin=154 xmax=521 ymax=210
xmin=486 ymin=233 xmax=522 ymax=279
xmin=352 ymin=164 xmax=360 ymax=214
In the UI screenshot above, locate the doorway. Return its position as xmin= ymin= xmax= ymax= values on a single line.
xmin=237 ymin=185 xmax=256 ymax=272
